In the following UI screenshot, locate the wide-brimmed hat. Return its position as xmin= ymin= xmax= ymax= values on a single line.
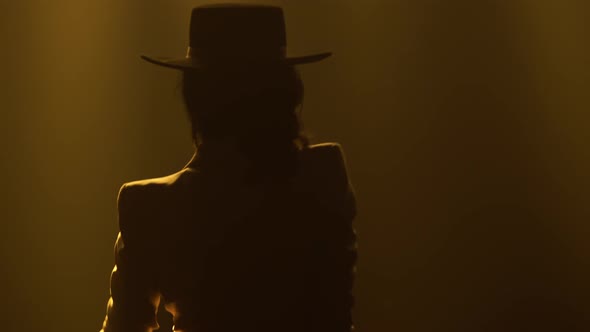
xmin=141 ymin=4 xmax=332 ymax=70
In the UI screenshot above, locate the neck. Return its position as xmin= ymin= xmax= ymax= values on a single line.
xmin=185 ymin=138 xmax=250 ymax=171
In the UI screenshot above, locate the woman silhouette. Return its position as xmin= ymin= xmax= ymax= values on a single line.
xmin=99 ymin=4 xmax=357 ymax=332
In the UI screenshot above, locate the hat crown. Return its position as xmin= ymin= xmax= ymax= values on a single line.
xmin=140 ymin=4 xmax=332 ymax=69
xmin=189 ymin=4 xmax=287 ymax=62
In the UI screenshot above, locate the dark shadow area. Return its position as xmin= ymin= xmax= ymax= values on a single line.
xmin=98 ymin=5 xmax=357 ymax=332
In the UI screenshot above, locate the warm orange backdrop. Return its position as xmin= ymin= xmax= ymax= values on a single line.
xmin=1 ymin=1 xmax=588 ymax=331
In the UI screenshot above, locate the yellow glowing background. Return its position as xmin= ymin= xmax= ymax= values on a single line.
xmin=0 ymin=0 xmax=588 ymax=331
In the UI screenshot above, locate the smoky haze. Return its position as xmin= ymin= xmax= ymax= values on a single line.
xmin=0 ymin=0 xmax=589 ymax=331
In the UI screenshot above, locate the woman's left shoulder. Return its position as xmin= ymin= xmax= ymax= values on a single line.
xmin=300 ymin=142 xmax=350 ymax=176
xmin=306 ymin=141 xmax=344 ymax=152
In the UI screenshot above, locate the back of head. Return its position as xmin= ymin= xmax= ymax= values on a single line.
xmin=181 ymin=63 xmax=308 ymax=182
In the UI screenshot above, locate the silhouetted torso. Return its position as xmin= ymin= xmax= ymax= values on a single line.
xmin=100 ymin=142 xmax=357 ymax=332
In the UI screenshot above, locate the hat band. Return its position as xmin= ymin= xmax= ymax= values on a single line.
xmin=185 ymin=46 xmax=287 ymax=60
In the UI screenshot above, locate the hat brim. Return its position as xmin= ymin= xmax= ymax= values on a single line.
xmin=140 ymin=52 xmax=332 ymax=70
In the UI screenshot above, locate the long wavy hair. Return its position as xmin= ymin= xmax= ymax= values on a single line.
xmin=181 ymin=62 xmax=309 ymax=181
